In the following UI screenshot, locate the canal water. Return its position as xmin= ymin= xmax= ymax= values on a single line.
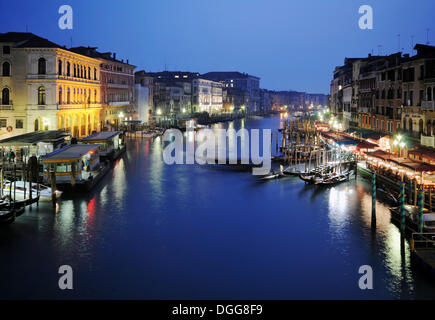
xmin=1 ymin=115 xmax=435 ymax=299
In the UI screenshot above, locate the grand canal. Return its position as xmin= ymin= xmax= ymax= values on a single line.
xmin=1 ymin=115 xmax=435 ymax=299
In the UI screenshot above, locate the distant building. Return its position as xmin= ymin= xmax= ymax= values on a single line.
xmin=139 ymin=71 xmax=223 ymax=121
xmin=201 ymin=72 xmax=260 ymax=113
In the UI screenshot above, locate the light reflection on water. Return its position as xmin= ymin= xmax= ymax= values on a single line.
xmin=0 ymin=115 xmax=434 ymax=299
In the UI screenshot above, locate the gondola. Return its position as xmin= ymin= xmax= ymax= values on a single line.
xmin=0 ymin=208 xmax=15 ymax=224
xmin=258 ymin=170 xmax=283 ymax=181
xmin=314 ymin=171 xmax=350 ymax=186
xmin=389 ymin=205 xmax=435 ymax=232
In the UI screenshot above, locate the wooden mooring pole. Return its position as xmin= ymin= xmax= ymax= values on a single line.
xmin=371 ymin=170 xmax=376 ymax=223
xmin=400 ymin=180 xmax=406 ymax=233
xmin=50 ymin=170 xmax=56 ymax=208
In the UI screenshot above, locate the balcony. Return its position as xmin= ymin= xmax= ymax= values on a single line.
xmin=0 ymin=101 xmax=13 ymax=110
xmin=422 ymin=100 xmax=434 ymax=110
xmin=27 ymin=104 xmax=58 ymax=111
xmin=108 ymin=101 xmax=131 ymax=106
xmin=58 ymin=102 xmax=102 ymax=110
xmin=107 ymin=83 xmax=130 ymax=89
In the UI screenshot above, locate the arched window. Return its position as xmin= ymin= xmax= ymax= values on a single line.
xmin=1 ymin=88 xmax=10 ymax=105
xmin=38 ymin=86 xmax=46 ymax=105
xmin=428 ymin=87 xmax=432 ymax=101
xmin=67 ymin=87 xmax=70 ymax=104
xmin=2 ymin=62 xmax=10 ymax=76
xmin=427 ymin=120 xmax=432 ymax=136
xmin=409 ymin=118 xmax=413 ymax=132
xmin=34 ymin=119 xmax=39 ymax=131
xmin=58 ymin=60 xmax=62 ymax=75
xmin=73 ymin=64 xmax=76 ymax=77
xmin=67 ymin=62 xmax=70 ymax=77
xmin=88 ymin=67 xmax=91 ymax=79
xmin=58 ymin=87 xmax=62 ymax=104
xmin=419 ymin=119 xmax=424 ymax=134
xmin=38 ymin=58 xmax=46 ymax=74
xmin=94 ymin=68 xmax=97 ymax=80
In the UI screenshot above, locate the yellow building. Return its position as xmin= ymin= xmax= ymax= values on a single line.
xmin=0 ymin=32 xmax=102 ymax=139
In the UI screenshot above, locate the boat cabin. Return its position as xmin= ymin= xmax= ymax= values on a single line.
xmin=80 ymin=131 xmax=123 ymax=158
xmin=42 ymin=144 xmax=100 ymax=184
xmin=0 ymin=130 xmax=71 ymax=162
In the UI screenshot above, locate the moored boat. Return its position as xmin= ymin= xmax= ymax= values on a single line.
xmin=2 ymin=180 xmax=62 ymax=201
xmin=389 ymin=205 xmax=435 ymax=232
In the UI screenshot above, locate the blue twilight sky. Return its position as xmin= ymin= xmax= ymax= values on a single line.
xmin=1 ymin=0 xmax=434 ymax=94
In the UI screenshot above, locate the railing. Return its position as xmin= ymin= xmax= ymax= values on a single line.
xmin=411 ymin=233 xmax=435 ymax=251
xmin=422 ymin=101 xmax=434 ymax=110
xmin=0 ymin=102 xmax=13 ymax=110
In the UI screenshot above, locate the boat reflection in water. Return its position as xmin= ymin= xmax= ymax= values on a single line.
xmin=0 ymin=115 xmax=434 ymax=299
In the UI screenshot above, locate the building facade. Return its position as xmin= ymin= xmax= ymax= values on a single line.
xmin=0 ymin=32 xmax=102 ymax=139
xmin=69 ymin=47 xmax=136 ymax=129
xmin=202 ymin=72 xmax=260 ymax=113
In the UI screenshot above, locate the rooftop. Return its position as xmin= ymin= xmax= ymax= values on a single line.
xmin=0 ymin=32 xmax=62 ymax=49
xmin=202 ymin=72 xmax=260 ymax=81
xmin=43 ymin=144 xmax=100 ymax=161
xmin=0 ymin=130 xmax=70 ymax=146
xmin=81 ymin=131 xmax=122 ymax=141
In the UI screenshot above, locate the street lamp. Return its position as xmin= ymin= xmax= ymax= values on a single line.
xmin=393 ymin=134 xmax=406 ymax=157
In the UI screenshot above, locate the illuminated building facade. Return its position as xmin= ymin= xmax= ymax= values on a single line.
xmin=69 ymin=47 xmax=135 ymax=129
xmin=0 ymin=32 xmax=102 ymax=138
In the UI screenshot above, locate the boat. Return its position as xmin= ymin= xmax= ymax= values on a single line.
xmin=389 ymin=205 xmax=435 ymax=232
xmin=0 ymin=208 xmax=15 ymax=224
xmin=2 ymin=180 xmax=62 ymax=201
xmin=259 ymin=169 xmax=283 ymax=181
xmin=314 ymin=171 xmax=350 ymax=186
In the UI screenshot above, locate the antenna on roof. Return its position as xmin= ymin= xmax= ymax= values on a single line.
xmin=377 ymin=45 xmax=382 ymax=55
xmin=411 ymin=35 xmax=415 ymax=55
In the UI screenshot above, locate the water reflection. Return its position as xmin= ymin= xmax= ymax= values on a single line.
xmin=1 ymin=115 xmax=435 ymax=299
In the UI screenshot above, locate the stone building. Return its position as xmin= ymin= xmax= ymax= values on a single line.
xmin=69 ymin=46 xmax=136 ymax=129
xmin=0 ymin=32 xmax=102 ymax=139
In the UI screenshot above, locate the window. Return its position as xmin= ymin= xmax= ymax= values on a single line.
xmin=67 ymin=62 xmax=70 ymax=76
xmin=15 ymin=119 xmax=23 ymax=129
xmin=2 ymin=62 xmax=10 ymax=76
xmin=58 ymin=87 xmax=62 ymax=104
xmin=3 ymin=46 xmax=10 ymax=54
xmin=94 ymin=68 xmax=97 ymax=80
xmin=2 ymin=88 xmax=10 ymax=105
xmin=58 ymin=60 xmax=62 ymax=75
xmin=88 ymin=67 xmax=91 ymax=79
xmin=428 ymin=87 xmax=432 ymax=101
xmin=38 ymin=86 xmax=46 ymax=105
xmin=0 ymin=119 xmax=7 ymax=127
xmin=38 ymin=58 xmax=46 ymax=74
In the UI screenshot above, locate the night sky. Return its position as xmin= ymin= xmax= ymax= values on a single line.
xmin=1 ymin=0 xmax=435 ymax=93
